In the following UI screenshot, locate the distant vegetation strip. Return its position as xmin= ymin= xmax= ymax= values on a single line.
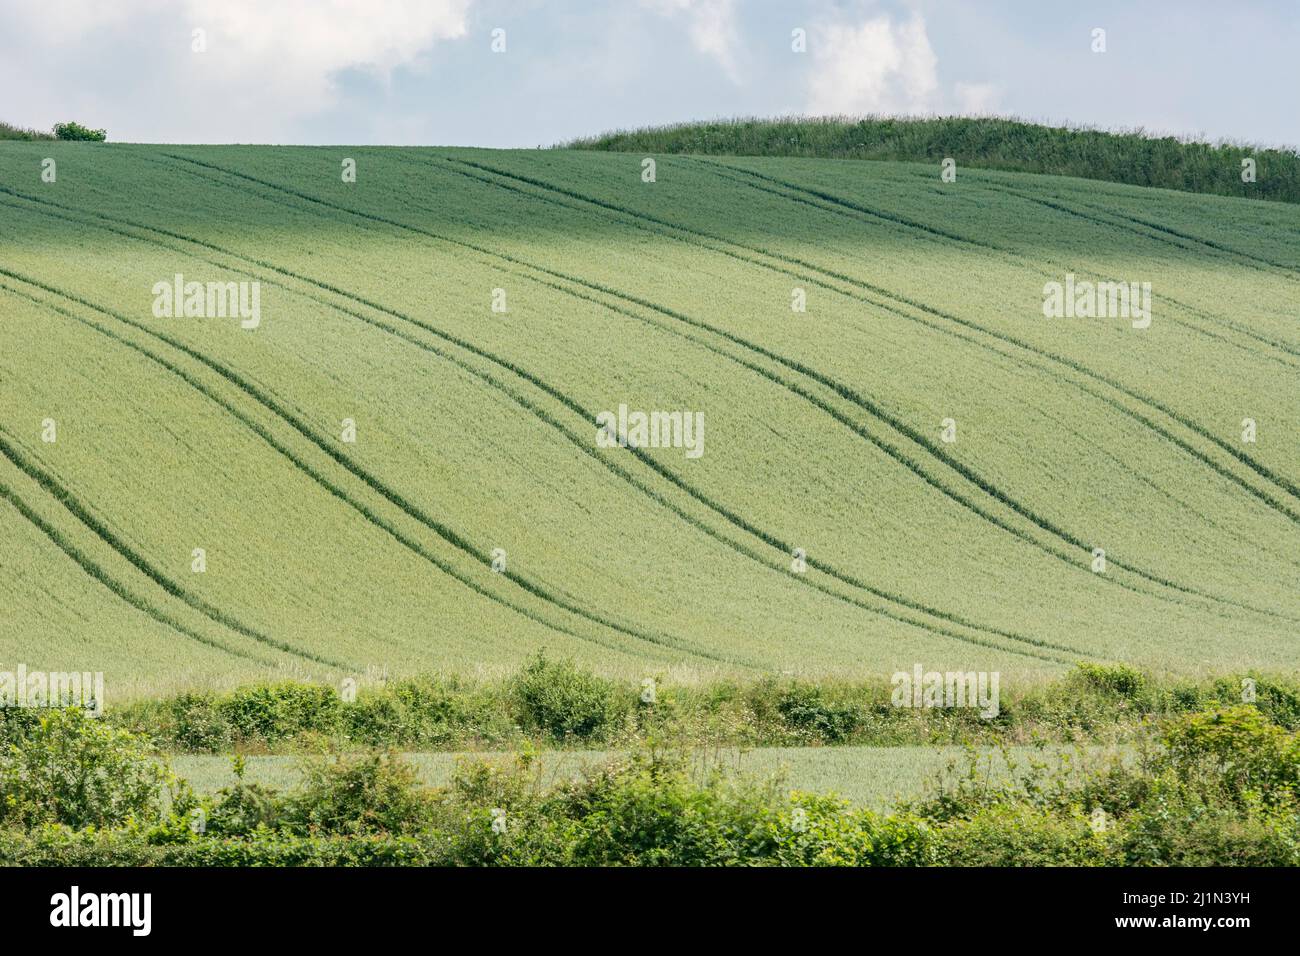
xmin=0 ymin=120 xmax=107 ymax=142
xmin=564 ymin=116 xmax=1300 ymax=204
xmin=4 ymin=701 xmax=1300 ymax=866
xmin=0 ymin=120 xmax=54 ymax=141
xmin=4 ymin=657 xmax=1294 ymax=755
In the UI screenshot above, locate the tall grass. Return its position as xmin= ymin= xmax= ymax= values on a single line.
xmin=0 ymin=120 xmax=54 ymax=141
xmin=564 ymin=115 xmax=1300 ymax=203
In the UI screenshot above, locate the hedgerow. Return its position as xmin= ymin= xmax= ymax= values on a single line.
xmin=1 ymin=702 xmax=1297 ymax=867
xmin=88 ymin=662 xmax=1300 ymax=754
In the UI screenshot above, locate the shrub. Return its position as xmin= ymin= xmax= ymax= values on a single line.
xmin=936 ymin=805 xmax=1104 ymax=866
xmin=0 ymin=708 xmax=169 ymax=830
xmin=1115 ymin=789 xmax=1300 ymax=866
xmin=775 ymin=684 xmax=861 ymax=743
xmin=221 ymin=683 xmax=342 ymax=746
xmin=1073 ymin=662 xmax=1148 ymax=701
xmin=0 ymin=707 xmax=41 ymax=747
xmin=3 ymin=706 xmax=1300 ymax=866
xmin=282 ymin=751 xmax=434 ymax=836
xmin=0 ymin=827 xmax=444 ymax=867
xmin=342 ymin=677 xmax=493 ymax=747
xmin=170 ymin=692 xmax=231 ymax=752
xmin=768 ymin=794 xmax=936 ymax=866
xmin=543 ymin=753 xmax=776 ymax=865
xmin=205 ymin=757 xmax=283 ymax=837
xmin=1156 ymin=705 xmax=1300 ymax=805
xmin=510 ymin=651 xmax=626 ymax=741
xmin=53 ymin=121 xmax=106 ymax=142
xmin=1252 ymin=678 xmax=1300 ymax=730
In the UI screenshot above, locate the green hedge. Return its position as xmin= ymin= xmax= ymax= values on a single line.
xmin=3 ymin=704 xmax=1298 ymax=866
xmin=71 ymin=660 xmax=1300 ymax=755
xmin=564 ymin=116 xmax=1300 ymax=204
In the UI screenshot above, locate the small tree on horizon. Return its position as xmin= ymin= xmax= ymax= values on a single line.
xmin=53 ymin=121 xmax=107 ymax=142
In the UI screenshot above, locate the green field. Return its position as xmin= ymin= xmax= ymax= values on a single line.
xmin=173 ymin=744 xmax=1094 ymax=810
xmin=2 ymin=142 xmax=1298 ymax=695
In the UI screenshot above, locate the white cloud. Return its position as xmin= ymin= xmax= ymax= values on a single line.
xmin=805 ymin=12 xmax=938 ymax=116
xmin=189 ymin=0 xmax=472 ymax=105
xmin=0 ymin=0 xmax=473 ymax=141
xmin=1 ymin=0 xmax=170 ymax=40
xmin=641 ymin=0 xmax=742 ymax=83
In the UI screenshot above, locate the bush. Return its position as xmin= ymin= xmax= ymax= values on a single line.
xmin=342 ymin=677 xmax=498 ymax=747
xmin=221 ymin=683 xmax=342 ymax=745
xmin=552 ymin=754 xmax=771 ymax=865
xmin=204 ymin=757 xmax=283 ymax=837
xmin=1251 ymin=678 xmax=1300 ymax=730
xmin=282 ymin=751 xmax=434 ymax=836
xmin=510 ymin=652 xmax=627 ymax=741
xmin=91 ymin=667 xmax=1300 ymax=754
xmin=1073 ymin=662 xmax=1148 ymax=701
xmin=0 ymin=708 xmax=170 ymax=830
xmin=0 ymin=827 xmax=443 ymax=867
xmin=53 ymin=121 xmax=106 ymax=142
xmin=170 ymin=693 xmax=231 ymax=752
xmin=768 ymin=794 xmax=936 ymax=866
xmin=1116 ymin=786 xmax=1299 ymax=866
xmin=0 ymin=707 xmax=41 ymax=747
xmin=1156 ymin=705 xmax=1300 ymax=805
xmin=937 ymin=805 xmax=1104 ymax=866
xmin=775 ymin=684 xmax=862 ymax=743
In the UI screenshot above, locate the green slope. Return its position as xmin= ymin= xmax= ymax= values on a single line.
xmin=565 ymin=117 xmax=1300 ymax=204
xmin=1 ymin=142 xmax=1297 ymax=693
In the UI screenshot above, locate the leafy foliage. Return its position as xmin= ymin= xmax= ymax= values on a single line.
xmin=52 ymin=121 xmax=106 ymax=142
xmin=0 ymin=708 xmax=170 ymax=829
xmin=4 ymin=699 xmax=1298 ymax=865
xmin=509 ymin=651 xmax=629 ymax=741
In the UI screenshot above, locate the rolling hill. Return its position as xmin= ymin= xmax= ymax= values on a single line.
xmin=1 ymin=141 xmax=1298 ymax=695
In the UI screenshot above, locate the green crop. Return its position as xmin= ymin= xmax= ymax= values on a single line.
xmin=0 ymin=140 xmax=1297 ymax=697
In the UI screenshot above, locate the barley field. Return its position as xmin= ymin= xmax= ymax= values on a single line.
xmin=1 ymin=142 xmax=1298 ymax=695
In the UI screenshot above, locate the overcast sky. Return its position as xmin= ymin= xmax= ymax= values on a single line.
xmin=2 ymin=0 xmax=1296 ymax=148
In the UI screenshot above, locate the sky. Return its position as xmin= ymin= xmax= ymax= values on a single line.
xmin=2 ymin=0 xmax=1296 ymax=148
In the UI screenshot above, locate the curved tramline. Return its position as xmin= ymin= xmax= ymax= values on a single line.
xmin=0 ymin=194 xmax=1079 ymax=665
xmin=1 ymin=140 xmax=1297 ymax=691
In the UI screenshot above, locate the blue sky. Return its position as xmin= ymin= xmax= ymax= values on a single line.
xmin=2 ymin=0 xmax=1296 ymax=147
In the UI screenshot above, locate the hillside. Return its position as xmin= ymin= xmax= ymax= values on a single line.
xmin=566 ymin=117 xmax=1300 ymax=204
xmin=1 ymin=142 xmax=1298 ymax=694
